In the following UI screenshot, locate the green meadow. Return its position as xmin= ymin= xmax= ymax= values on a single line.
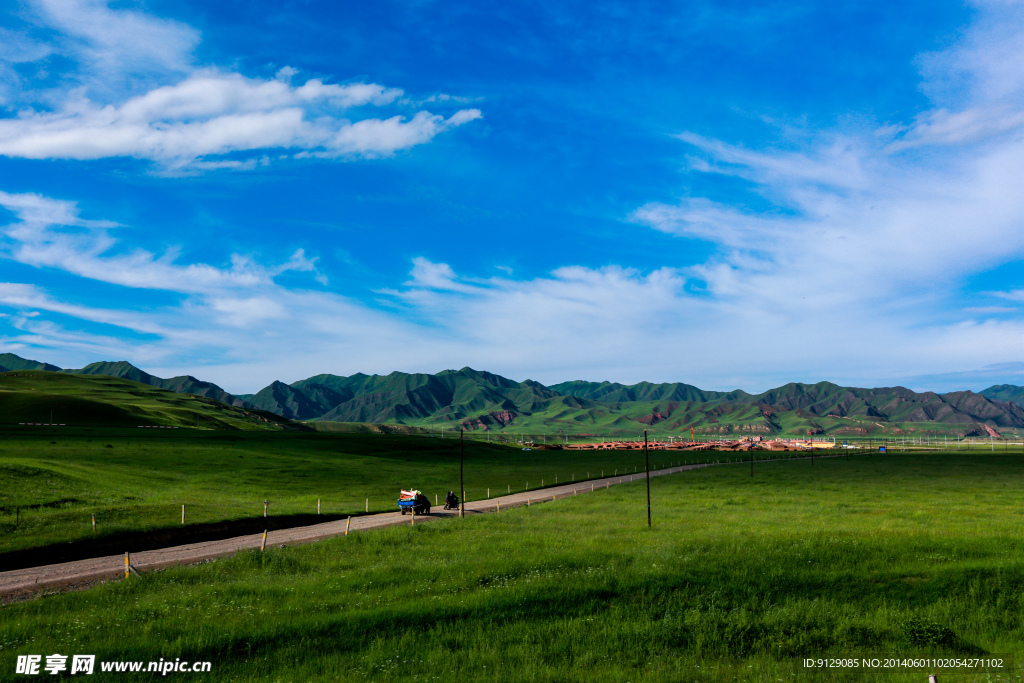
xmin=3 ymin=453 xmax=1023 ymax=682
xmin=0 ymin=428 xmax=708 ymax=556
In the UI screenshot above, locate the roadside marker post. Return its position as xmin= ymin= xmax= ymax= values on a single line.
xmin=124 ymin=553 xmax=129 ymax=578
xmin=365 ymin=498 xmax=368 ymax=513
xmin=345 ymin=517 xmax=351 ymax=536
xmin=92 ymin=513 xmax=96 ymax=533
xmin=264 ymin=500 xmax=268 ymax=517
xmin=181 ymin=504 xmax=185 ymax=525
xmin=261 ymin=530 xmax=267 ymax=552
xmin=460 ymin=429 xmax=465 ymax=519
xmin=317 ymin=499 xmax=321 ymax=515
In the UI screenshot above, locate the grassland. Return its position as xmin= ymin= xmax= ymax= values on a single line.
xmin=3 ymin=452 xmax=1023 ymax=682
xmin=0 ymin=427 xmax=712 ymax=557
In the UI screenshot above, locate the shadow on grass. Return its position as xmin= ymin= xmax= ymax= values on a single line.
xmin=0 ymin=513 xmax=353 ymax=571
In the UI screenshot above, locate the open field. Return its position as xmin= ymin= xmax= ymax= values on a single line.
xmin=2 ymin=453 xmax=1023 ymax=681
xmin=0 ymin=427 xmax=722 ymax=559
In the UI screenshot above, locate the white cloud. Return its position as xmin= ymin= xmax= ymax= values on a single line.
xmin=0 ymin=70 xmax=481 ymax=170
xmin=0 ymin=1 xmax=481 ymax=171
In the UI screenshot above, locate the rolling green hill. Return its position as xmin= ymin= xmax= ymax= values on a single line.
xmin=981 ymin=383 xmax=1024 ymax=408
xmin=0 ymin=371 xmax=299 ymax=430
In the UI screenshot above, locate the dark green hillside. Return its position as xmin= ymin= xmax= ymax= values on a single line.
xmin=67 ymin=360 xmax=249 ymax=407
xmin=549 ymin=378 xmax=747 ymax=403
xmin=0 ymin=371 xmax=295 ymax=430
xmin=1 ymin=352 xmax=1022 ymax=436
xmin=981 ymin=383 xmax=1024 ymax=408
xmin=0 ymin=352 xmax=61 ymax=372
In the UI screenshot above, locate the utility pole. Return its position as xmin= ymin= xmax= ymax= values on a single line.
xmin=460 ymin=428 xmax=465 ymax=519
xmin=644 ymin=430 xmax=651 ymax=528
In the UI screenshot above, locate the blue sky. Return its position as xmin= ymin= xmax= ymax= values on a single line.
xmin=0 ymin=0 xmax=1022 ymax=393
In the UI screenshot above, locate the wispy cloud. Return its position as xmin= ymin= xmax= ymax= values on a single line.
xmin=32 ymin=0 xmax=200 ymax=83
xmin=630 ymin=0 xmax=1024 ymax=346
xmin=0 ymin=190 xmax=321 ymax=292
xmin=1 ymin=196 xmax=1023 ymax=393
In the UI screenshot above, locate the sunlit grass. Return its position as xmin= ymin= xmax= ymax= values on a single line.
xmin=3 ymin=453 xmax=1023 ymax=681
xmin=0 ymin=429 xmax=721 ymax=554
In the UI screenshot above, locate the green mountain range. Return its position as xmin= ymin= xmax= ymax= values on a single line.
xmin=1 ymin=353 xmax=1022 ymax=436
